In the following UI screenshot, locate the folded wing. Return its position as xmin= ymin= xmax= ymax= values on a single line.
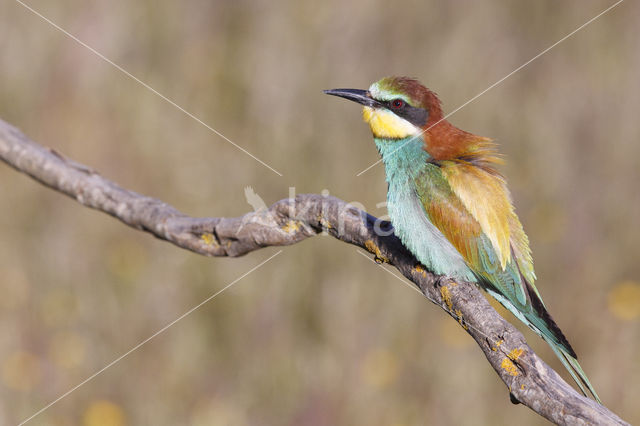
xmin=415 ymin=161 xmax=535 ymax=307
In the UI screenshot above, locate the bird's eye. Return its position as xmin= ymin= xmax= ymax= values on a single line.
xmin=391 ymin=99 xmax=404 ymax=109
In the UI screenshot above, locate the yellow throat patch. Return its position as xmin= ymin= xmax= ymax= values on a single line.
xmin=362 ymin=106 xmax=420 ymax=139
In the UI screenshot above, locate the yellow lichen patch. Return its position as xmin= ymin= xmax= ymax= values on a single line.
xmin=281 ymin=220 xmax=301 ymax=234
xmin=364 ymin=240 xmax=389 ymax=264
xmin=440 ymin=286 xmax=453 ymax=312
xmin=501 ymin=358 xmax=519 ymax=376
xmin=608 ymin=281 xmax=640 ymax=321
xmin=520 ymin=384 xmax=525 ymax=390
xmin=454 ymin=309 xmax=468 ymax=330
xmin=491 ymin=339 xmax=504 ymax=351
xmin=200 ymin=233 xmax=217 ymax=247
xmin=501 ymin=348 xmax=525 ymax=376
xmin=83 ymin=400 xmax=125 ymax=426
xmin=508 ymin=348 xmax=524 ymax=361
xmin=413 ymin=265 xmax=427 ymax=278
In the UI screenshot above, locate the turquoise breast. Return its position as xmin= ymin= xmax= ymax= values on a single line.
xmin=374 ymin=137 xmax=477 ymax=282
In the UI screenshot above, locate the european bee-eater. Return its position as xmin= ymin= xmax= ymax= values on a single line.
xmin=325 ymin=76 xmax=600 ymax=402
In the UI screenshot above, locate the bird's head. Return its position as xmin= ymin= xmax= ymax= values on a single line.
xmin=324 ymin=76 xmax=444 ymax=140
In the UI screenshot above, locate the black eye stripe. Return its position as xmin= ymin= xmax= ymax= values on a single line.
xmin=384 ymin=100 xmax=429 ymax=127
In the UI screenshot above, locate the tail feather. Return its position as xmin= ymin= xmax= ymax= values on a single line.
xmin=523 ymin=283 xmax=601 ymax=403
xmin=524 ymin=279 xmax=577 ymax=358
xmin=486 ymin=287 xmax=601 ymax=404
xmin=544 ymin=336 xmax=602 ymax=403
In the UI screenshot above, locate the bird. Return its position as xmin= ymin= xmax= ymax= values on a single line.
xmin=325 ymin=76 xmax=600 ymax=403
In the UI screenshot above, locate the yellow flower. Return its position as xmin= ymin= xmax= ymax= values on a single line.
xmin=608 ymin=281 xmax=640 ymax=321
xmin=83 ymin=400 xmax=125 ymax=426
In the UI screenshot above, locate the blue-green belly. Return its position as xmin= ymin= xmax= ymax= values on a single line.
xmin=375 ymin=137 xmax=477 ymax=282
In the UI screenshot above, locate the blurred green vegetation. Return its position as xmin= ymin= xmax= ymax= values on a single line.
xmin=1 ymin=0 xmax=639 ymax=424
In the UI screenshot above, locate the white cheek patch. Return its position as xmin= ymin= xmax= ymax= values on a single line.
xmin=362 ymin=107 xmax=420 ymax=139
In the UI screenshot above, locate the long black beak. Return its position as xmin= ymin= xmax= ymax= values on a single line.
xmin=323 ymin=88 xmax=382 ymax=108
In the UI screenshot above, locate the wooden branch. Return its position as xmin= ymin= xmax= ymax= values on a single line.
xmin=0 ymin=118 xmax=628 ymax=425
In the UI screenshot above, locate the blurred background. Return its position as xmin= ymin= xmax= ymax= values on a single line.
xmin=1 ymin=0 xmax=639 ymax=424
